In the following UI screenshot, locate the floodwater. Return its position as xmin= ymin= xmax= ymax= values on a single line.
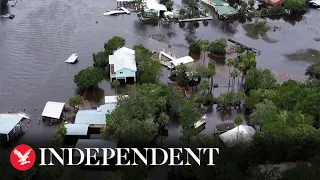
xmin=1 ymin=0 xmax=320 ymax=147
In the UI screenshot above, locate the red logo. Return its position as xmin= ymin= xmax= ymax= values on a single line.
xmin=10 ymin=144 xmax=36 ymax=171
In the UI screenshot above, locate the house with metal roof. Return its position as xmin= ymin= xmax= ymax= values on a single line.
xmin=0 ymin=113 xmax=30 ymax=144
xmin=104 ymin=95 xmax=129 ymax=104
xmin=219 ymin=125 xmax=256 ymax=147
xmin=74 ymin=139 xmax=118 ymax=158
xmin=42 ymin=101 xmax=65 ymax=119
xmin=109 ymin=47 xmax=137 ymax=83
xmin=73 ymin=103 xmax=117 ymax=125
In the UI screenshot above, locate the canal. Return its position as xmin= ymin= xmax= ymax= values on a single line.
xmin=1 ymin=0 xmax=320 ymax=147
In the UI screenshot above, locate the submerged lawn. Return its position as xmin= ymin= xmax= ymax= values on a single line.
xmin=284 ymin=48 xmax=320 ymax=62
xmin=242 ymin=20 xmax=278 ymax=43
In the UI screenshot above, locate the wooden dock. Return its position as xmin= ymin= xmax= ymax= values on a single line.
xmin=178 ymin=16 xmax=213 ymax=22
xmin=228 ymin=38 xmax=261 ymax=55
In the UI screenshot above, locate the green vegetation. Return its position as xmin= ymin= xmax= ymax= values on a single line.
xmin=93 ymin=36 xmax=125 ymax=68
xmin=284 ymin=0 xmax=308 ymax=15
xmin=306 ymin=61 xmax=320 ymax=80
xmin=74 ymin=67 xmax=104 ymax=89
xmin=68 ymin=95 xmax=84 ymax=108
xmin=284 ymin=48 xmax=320 ymax=62
xmin=180 ymin=0 xmax=207 ymax=19
xmin=51 ymin=123 xmax=67 ymax=146
xmin=133 ymin=45 xmax=162 ymax=84
xmin=208 ymin=38 xmax=227 ymax=56
xmin=112 ymin=79 xmax=120 ymax=95
xmin=242 ymin=20 xmax=270 ymax=39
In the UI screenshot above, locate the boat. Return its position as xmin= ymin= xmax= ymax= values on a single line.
xmin=65 ymin=53 xmax=78 ymax=64
xmin=1 ymin=14 xmax=15 ymax=19
xmin=103 ymin=7 xmax=130 ymax=16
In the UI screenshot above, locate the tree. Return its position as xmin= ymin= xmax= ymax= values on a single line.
xmin=134 ymin=45 xmax=162 ymax=84
xmin=189 ymin=40 xmax=201 ymax=54
xmin=234 ymin=116 xmax=243 ymax=144
xmin=249 ymin=99 xmax=278 ymax=130
xmin=74 ymin=67 xmax=105 ymax=89
xmin=198 ymin=39 xmax=210 ymax=65
xmin=159 ymin=0 xmax=174 ymax=10
xmin=284 ymin=0 xmax=307 ymax=15
xmin=244 ymin=88 xmax=276 ymax=110
xmin=305 ymin=61 xmax=320 ymax=80
xmin=104 ymin=36 xmax=126 ymax=52
xmin=157 ymin=112 xmax=169 ymax=147
xmin=208 ymin=38 xmax=227 ymax=56
xmin=180 ymin=100 xmax=201 ymax=143
xmin=112 ymin=79 xmax=120 ymax=95
xmin=51 ymin=123 xmax=67 ymax=146
xmin=207 ymin=60 xmax=216 ymax=93
xmin=176 ymin=64 xmax=190 ymax=86
xmin=93 ymin=51 xmax=109 ymax=68
xmin=234 ymin=52 xmax=257 ymax=84
xmin=248 ymin=0 xmax=254 ymax=8
xmin=244 ymin=68 xmax=277 ymax=93
xmin=68 ymin=95 xmax=84 ymax=108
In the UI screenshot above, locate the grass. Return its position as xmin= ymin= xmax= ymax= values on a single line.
xmin=314 ymin=38 xmax=320 ymax=42
xmin=284 ymin=49 xmax=320 ymax=62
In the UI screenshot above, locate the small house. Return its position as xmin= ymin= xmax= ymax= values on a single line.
xmin=0 ymin=113 xmax=30 ymax=145
xmin=213 ymin=122 xmax=235 ymax=134
xmin=109 ymin=47 xmax=137 ymax=83
xmin=41 ymin=101 xmax=65 ymax=121
xmin=73 ymin=103 xmax=117 ymax=130
xmin=104 ymin=95 xmax=129 ymax=104
xmin=219 ymin=125 xmax=256 ymax=147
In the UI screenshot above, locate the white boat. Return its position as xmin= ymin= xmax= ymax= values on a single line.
xmin=65 ymin=53 xmax=78 ymax=63
xmin=103 ymin=7 xmax=130 ymax=16
xmin=194 ymin=114 xmax=207 ymax=129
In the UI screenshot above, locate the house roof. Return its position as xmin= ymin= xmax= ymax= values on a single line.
xmin=41 ymin=101 xmax=65 ymax=119
xmin=144 ymin=0 xmax=167 ymax=11
xmin=171 ymin=56 xmax=194 ymax=67
xmin=219 ymin=125 xmax=256 ymax=147
xmin=215 ymin=6 xmax=237 ymax=16
xmin=214 ymin=122 xmax=235 ymax=133
xmin=65 ymin=124 xmax=89 ymax=136
xmin=109 ymin=47 xmax=137 ymax=72
xmin=74 ymin=139 xmax=118 ymax=157
xmin=210 ymin=0 xmax=225 ymax=6
xmin=0 ymin=114 xmax=24 ymax=134
xmin=104 ymin=95 xmax=129 ymax=104
xmin=74 ymin=103 xmax=117 ymax=125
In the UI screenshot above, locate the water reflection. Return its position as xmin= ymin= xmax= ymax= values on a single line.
xmin=184 ymin=22 xmax=197 ymax=43
xmin=77 ymin=87 xmax=105 ymax=104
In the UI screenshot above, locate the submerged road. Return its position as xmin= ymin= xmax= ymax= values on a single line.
xmin=1 ymin=0 xmax=320 ymax=147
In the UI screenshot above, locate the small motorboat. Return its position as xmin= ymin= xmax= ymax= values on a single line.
xmin=65 ymin=53 xmax=78 ymax=64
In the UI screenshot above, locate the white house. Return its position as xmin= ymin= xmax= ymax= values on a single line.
xmin=143 ymin=0 xmax=167 ymax=17
xmin=219 ymin=125 xmax=256 ymax=147
xmin=109 ymin=47 xmax=137 ymax=83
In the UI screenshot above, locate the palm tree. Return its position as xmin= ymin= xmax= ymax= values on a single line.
xmin=234 ymin=116 xmax=243 ymax=144
xmin=112 ymin=80 xmax=120 ymax=95
xmin=208 ymin=60 xmax=216 ymax=93
xmin=230 ymin=69 xmax=238 ymax=92
xmin=227 ymin=59 xmax=234 ymax=92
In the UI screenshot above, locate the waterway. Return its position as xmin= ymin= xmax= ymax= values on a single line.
xmin=1 ymin=0 xmax=320 ymax=147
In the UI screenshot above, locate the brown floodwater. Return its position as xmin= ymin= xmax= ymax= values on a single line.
xmin=1 ymin=0 xmax=320 ymax=147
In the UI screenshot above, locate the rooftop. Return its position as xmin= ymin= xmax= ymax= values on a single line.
xmin=65 ymin=124 xmax=89 ymax=136
xmin=219 ymin=125 xmax=256 ymax=147
xmin=214 ymin=122 xmax=235 ymax=133
xmin=74 ymin=139 xmax=118 ymax=157
xmin=109 ymin=47 xmax=137 ymax=72
xmin=0 ymin=114 xmax=24 ymax=134
xmin=210 ymin=0 xmax=225 ymax=6
xmin=171 ymin=56 xmax=194 ymax=67
xmin=41 ymin=101 xmax=65 ymax=119
xmin=74 ymin=103 xmax=117 ymax=125
xmin=215 ymin=5 xmax=237 ymax=16
xmin=104 ymin=95 xmax=129 ymax=104
xmin=144 ymin=0 xmax=167 ymax=11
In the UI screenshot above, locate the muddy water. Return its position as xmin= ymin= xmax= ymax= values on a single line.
xmin=1 ymin=0 xmax=320 ymax=147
